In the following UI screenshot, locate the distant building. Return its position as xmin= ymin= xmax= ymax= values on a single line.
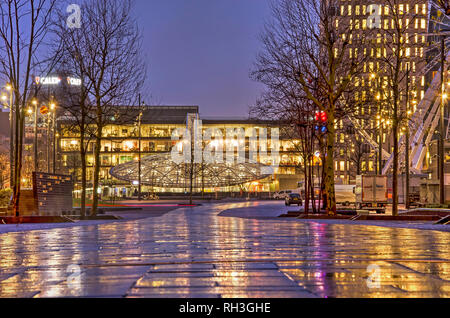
xmin=57 ymin=105 xmax=305 ymax=198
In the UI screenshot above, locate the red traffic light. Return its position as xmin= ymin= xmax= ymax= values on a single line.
xmin=315 ymin=111 xmax=328 ymax=123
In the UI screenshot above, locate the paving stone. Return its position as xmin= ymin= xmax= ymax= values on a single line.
xmin=0 ymin=201 xmax=449 ymax=298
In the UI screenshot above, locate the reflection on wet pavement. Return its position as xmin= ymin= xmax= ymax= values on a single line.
xmin=0 ymin=202 xmax=449 ymax=298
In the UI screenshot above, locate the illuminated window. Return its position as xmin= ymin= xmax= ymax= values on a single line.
xmin=421 ymin=19 xmax=426 ymax=29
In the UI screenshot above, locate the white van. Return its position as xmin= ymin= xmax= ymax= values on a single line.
xmin=335 ymin=185 xmax=356 ymax=206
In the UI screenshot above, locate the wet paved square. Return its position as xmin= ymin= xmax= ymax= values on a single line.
xmin=0 ymin=202 xmax=449 ymax=298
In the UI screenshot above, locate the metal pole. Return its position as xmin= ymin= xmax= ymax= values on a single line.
xmin=52 ymin=110 xmax=56 ymax=174
xmin=405 ymin=64 xmax=410 ymax=210
xmin=8 ymin=86 xmax=14 ymax=189
xmin=47 ymin=113 xmax=50 ymax=173
xmin=190 ymin=124 xmax=194 ymax=205
xmin=138 ymin=94 xmax=142 ymax=201
xmin=377 ymin=77 xmax=383 ymax=176
xmin=379 ymin=120 xmax=383 ymax=175
xmin=34 ymin=101 xmax=38 ymax=172
xmin=440 ymin=36 xmax=446 ymax=205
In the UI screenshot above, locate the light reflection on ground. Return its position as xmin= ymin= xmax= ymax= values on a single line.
xmin=0 ymin=201 xmax=449 ymax=298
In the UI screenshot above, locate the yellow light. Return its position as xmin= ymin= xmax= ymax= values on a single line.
xmin=5 ymin=84 xmax=11 ymax=91
xmin=124 ymin=141 xmax=134 ymax=150
xmin=1 ymin=95 xmax=6 ymax=101
xmin=27 ymin=108 xmax=33 ymax=115
xmin=32 ymin=99 xmax=37 ymax=105
xmin=443 ymin=94 xmax=448 ymax=100
xmin=370 ymin=73 xmax=376 ymax=79
xmin=50 ymin=103 xmax=56 ymax=110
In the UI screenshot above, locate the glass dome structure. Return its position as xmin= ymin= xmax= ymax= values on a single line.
xmin=109 ymin=153 xmax=273 ymax=189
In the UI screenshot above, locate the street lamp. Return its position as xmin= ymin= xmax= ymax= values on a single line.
xmin=31 ymin=99 xmax=39 ymax=173
xmin=371 ymin=73 xmax=384 ymax=176
xmin=50 ymin=102 xmax=57 ymax=174
xmin=137 ymin=95 xmax=144 ymax=201
xmin=3 ymin=84 xmax=14 ymax=188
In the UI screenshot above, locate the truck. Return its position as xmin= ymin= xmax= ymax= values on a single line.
xmin=335 ymin=185 xmax=356 ymax=206
xmin=355 ymin=175 xmax=388 ymax=213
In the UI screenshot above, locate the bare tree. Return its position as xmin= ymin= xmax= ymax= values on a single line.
xmin=252 ymin=0 xmax=371 ymax=215
xmin=371 ymin=0 xmax=424 ymax=216
xmin=250 ymin=84 xmax=321 ymax=214
xmin=0 ymin=0 xmax=57 ymax=216
xmin=54 ymin=0 xmax=146 ymax=217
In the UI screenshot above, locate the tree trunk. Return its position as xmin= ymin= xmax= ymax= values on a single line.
xmin=303 ymin=159 xmax=309 ymax=214
xmin=80 ymin=120 xmax=87 ymax=219
xmin=324 ymin=112 xmax=337 ymax=216
xmin=392 ymin=101 xmax=399 ymax=217
xmin=13 ymin=105 xmax=25 ymax=217
xmin=91 ymin=130 xmax=102 ymax=217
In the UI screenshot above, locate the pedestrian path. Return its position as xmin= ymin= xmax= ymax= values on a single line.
xmin=0 ymin=202 xmax=449 ymax=298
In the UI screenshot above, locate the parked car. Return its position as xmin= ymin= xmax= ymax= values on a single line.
xmin=273 ymin=190 xmax=292 ymax=200
xmin=143 ymin=193 xmax=159 ymax=201
xmin=285 ymin=193 xmax=303 ymax=206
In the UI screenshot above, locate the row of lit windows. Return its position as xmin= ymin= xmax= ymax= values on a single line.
xmin=346 ymin=46 xmax=424 ymax=59
xmin=341 ymin=32 xmax=427 ymax=44
xmin=340 ymin=3 xmax=427 ymax=17
xmin=353 ymin=89 xmax=424 ymax=104
xmin=334 ymin=160 xmax=376 ymax=173
xmin=340 ymin=17 xmax=428 ymax=30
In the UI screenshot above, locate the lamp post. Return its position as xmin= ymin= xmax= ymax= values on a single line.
xmin=405 ymin=64 xmax=411 ymax=210
xmin=46 ymin=110 xmax=51 ymax=173
xmin=3 ymin=84 xmax=14 ymax=188
xmin=371 ymin=73 xmax=384 ymax=175
xmin=135 ymin=94 xmax=146 ymax=201
xmin=440 ymin=36 xmax=447 ymax=205
xmin=137 ymin=96 xmax=143 ymax=201
xmin=32 ymin=99 xmax=39 ymax=173
xmin=50 ymin=102 xmax=56 ymax=174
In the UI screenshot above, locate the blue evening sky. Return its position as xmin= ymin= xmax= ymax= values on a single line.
xmin=133 ymin=0 xmax=271 ymax=117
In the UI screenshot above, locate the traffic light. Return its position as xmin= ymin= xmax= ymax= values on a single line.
xmin=314 ymin=111 xmax=328 ymax=134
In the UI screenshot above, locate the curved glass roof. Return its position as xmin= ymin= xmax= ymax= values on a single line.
xmin=110 ymin=153 xmax=273 ymax=188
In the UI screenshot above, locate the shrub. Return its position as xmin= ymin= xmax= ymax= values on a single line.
xmin=0 ymin=189 xmax=12 ymax=207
